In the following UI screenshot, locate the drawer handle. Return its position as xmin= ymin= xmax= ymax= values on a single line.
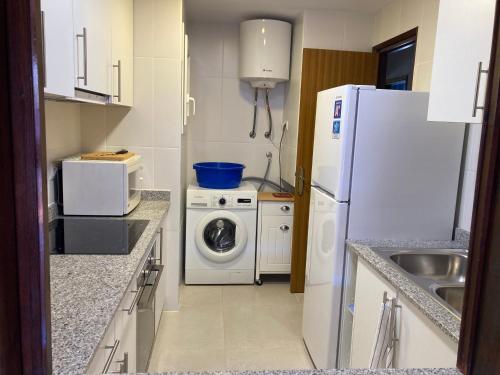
xmin=102 ymin=340 xmax=120 ymax=374
xmin=122 ymin=289 xmax=141 ymax=315
xmin=280 ymin=224 xmax=290 ymax=232
xmin=281 ymin=205 xmax=290 ymax=212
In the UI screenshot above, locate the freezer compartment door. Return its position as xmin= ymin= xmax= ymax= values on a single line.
xmin=303 ymin=186 xmax=348 ymax=369
xmin=311 ymin=85 xmax=363 ymax=201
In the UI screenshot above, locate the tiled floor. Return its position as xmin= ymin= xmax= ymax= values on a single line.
xmin=148 ymin=282 xmax=314 ymax=371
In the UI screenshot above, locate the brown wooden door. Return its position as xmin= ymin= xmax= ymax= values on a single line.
xmin=290 ymin=49 xmax=378 ymax=293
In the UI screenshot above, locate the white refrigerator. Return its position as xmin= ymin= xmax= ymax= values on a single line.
xmin=302 ymin=85 xmax=465 ymax=369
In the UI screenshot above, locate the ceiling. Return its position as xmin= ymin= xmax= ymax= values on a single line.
xmin=185 ymin=0 xmax=393 ymax=23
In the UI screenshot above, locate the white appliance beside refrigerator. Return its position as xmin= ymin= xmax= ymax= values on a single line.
xmin=302 ymin=85 xmax=465 ymax=369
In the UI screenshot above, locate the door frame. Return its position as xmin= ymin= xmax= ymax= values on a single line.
xmin=0 ymin=0 xmax=51 ymax=373
xmin=458 ymin=1 xmax=500 ymax=372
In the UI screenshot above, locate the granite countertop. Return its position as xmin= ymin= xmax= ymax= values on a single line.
xmin=137 ymin=369 xmax=462 ymax=374
xmin=346 ymin=232 xmax=469 ymax=344
xmin=50 ymin=194 xmax=169 ymax=375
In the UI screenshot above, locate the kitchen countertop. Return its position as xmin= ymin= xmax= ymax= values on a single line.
xmin=346 ymin=234 xmax=469 ymax=344
xmin=50 ymin=196 xmax=169 ymax=375
xmin=141 ymin=369 xmax=462 ymax=374
xmin=257 ymin=192 xmax=295 ymax=202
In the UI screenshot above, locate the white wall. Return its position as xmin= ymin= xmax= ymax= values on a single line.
xmin=185 ymin=22 xmax=285 ymax=188
xmin=281 ymin=10 xmax=376 ymax=186
xmin=372 ymin=0 xmax=480 ymax=232
xmin=80 ymin=0 xmax=184 ymax=309
xmin=282 ymin=16 xmax=303 ymax=186
xmin=372 ymin=0 xmax=439 ymax=91
xmin=45 ymin=101 xmax=82 ymax=205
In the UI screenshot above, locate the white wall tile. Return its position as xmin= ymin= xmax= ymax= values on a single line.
xmin=189 ymin=24 xmax=223 ymax=78
xmin=464 ymin=124 xmax=482 ymax=172
xmin=153 ymin=58 xmax=182 ymax=148
xmin=152 ymin=0 xmax=182 ymax=59
xmin=80 ymin=105 xmax=107 ymax=152
xmin=188 ymin=76 xmax=222 ymax=142
xmin=45 ymin=101 xmax=82 ymax=204
xmin=415 ymin=0 xmax=439 ymax=64
xmin=155 ymin=148 xmax=181 ymax=230
xmin=134 ymin=0 xmax=153 ymax=58
xmin=302 ymin=10 xmax=344 ymax=50
xmin=343 ymin=12 xmax=375 ymax=52
xmin=413 ymin=61 xmax=433 ymax=91
xmin=400 ymin=0 xmax=424 ymax=33
xmin=380 ymin=1 xmax=403 ymax=43
xmin=107 ymin=58 xmax=153 ymax=147
xmin=222 ymin=23 xmax=240 ymax=79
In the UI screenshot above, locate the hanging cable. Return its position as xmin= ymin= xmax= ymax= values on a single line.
xmin=278 ymin=123 xmax=287 ymax=192
xmin=249 ymin=88 xmax=258 ymax=138
xmin=259 ymin=152 xmax=273 ymax=192
xmin=264 ymin=88 xmax=273 ymax=139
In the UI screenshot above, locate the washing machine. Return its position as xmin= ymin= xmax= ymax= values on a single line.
xmin=185 ymin=182 xmax=258 ymax=284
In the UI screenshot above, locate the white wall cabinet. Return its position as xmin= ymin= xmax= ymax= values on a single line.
xmin=428 ymin=0 xmax=495 ymax=124
xmin=40 ymin=0 xmax=75 ymax=97
xmin=350 ymin=259 xmax=457 ymax=369
xmin=110 ymin=0 xmax=134 ymax=106
xmin=256 ymin=201 xmax=294 ymax=283
xmin=73 ymin=0 xmax=112 ymax=96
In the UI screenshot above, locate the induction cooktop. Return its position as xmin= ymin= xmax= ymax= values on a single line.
xmin=49 ymin=217 xmax=149 ymax=255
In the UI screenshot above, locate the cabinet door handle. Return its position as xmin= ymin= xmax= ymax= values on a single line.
xmin=122 ymin=289 xmax=141 ymax=315
xmin=472 ymin=61 xmax=489 ymax=117
xmin=102 ymin=340 xmax=120 ymax=374
xmin=41 ymin=11 xmax=47 ymax=87
xmin=188 ymin=96 xmax=196 ymax=116
xmin=76 ymin=27 xmax=88 ymax=85
xmin=280 ymin=224 xmax=290 ymax=232
xmin=281 ymin=205 xmax=290 ymax=212
xmin=113 ymin=60 xmax=122 ymax=102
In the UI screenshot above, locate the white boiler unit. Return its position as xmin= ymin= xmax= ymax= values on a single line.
xmin=239 ymin=19 xmax=291 ymax=89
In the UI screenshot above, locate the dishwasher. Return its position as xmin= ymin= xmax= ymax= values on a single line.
xmin=136 ymin=238 xmax=164 ymax=372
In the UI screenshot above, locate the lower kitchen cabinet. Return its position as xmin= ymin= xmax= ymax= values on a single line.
xmin=86 ymin=230 xmax=166 ymax=374
xmin=350 ymin=259 xmax=457 ymax=369
xmin=256 ymin=200 xmax=294 ymax=283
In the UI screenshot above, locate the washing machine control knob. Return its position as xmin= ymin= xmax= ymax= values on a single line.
xmin=219 ymin=197 xmax=226 ymax=205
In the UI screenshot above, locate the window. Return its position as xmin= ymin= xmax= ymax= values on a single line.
xmin=374 ymin=28 xmax=418 ymax=91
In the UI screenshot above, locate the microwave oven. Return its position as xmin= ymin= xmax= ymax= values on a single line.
xmin=62 ymin=155 xmax=143 ymax=216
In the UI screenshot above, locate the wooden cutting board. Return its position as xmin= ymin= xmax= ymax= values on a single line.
xmin=81 ymin=151 xmax=135 ymax=161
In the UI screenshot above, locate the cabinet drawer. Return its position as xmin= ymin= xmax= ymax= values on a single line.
xmin=85 ymin=316 xmax=117 ymax=374
xmin=261 ymin=202 xmax=294 ymax=216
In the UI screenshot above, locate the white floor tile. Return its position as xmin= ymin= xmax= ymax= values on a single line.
xmin=148 ymin=282 xmax=312 ymax=372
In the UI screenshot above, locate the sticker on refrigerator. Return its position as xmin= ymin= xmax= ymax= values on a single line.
xmin=332 ymin=120 xmax=341 ymax=139
xmin=334 ymin=100 xmax=342 ymax=118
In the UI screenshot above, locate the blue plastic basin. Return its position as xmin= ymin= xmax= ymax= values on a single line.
xmin=193 ymin=162 xmax=245 ymax=189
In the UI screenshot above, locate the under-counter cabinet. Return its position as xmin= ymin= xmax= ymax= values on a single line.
xmin=350 ymin=259 xmax=457 ymax=369
xmin=428 ymin=0 xmax=495 ymax=124
xmin=73 ymin=0 xmax=112 ymax=95
xmin=255 ymin=194 xmax=294 ymax=284
xmin=40 ymin=0 xmax=75 ymax=97
xmin=86 ymin=232 xmax=166 ymax=374
xmin=110 ymin=0 xmax=134 ymax=106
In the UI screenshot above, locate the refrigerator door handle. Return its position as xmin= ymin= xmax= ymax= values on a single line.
xmin=295 ymin=166 xmax=305 ymax=196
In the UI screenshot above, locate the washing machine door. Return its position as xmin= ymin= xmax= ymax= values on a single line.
xmin=195 ymin=210 xmax=248 ymax=263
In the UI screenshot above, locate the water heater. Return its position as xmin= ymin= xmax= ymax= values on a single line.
xmin=239 ymin=19 xmax=292 ymax=88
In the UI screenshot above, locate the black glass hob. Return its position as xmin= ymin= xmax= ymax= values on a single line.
xmin=49 ymin=217 xmax=149 ymax=255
